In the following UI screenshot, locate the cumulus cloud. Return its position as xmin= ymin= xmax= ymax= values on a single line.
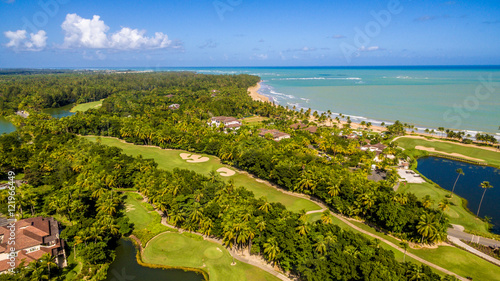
xmin=61 ymin=13 xmax=175 ymax=50
xmin=4 ymin=30 xmax=47 ymax=51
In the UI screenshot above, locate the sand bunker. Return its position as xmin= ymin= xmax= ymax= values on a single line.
xmin=179 ymin=153 xmax=209 ymax=163
xmin=217 ymin=167 xmax=236 ymax=177
xmin=415 ymin=146 xmax=485 ymax=162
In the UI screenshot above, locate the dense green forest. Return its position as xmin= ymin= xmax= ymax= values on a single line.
xmin=0 ymin=72 xmax=456 ymax=280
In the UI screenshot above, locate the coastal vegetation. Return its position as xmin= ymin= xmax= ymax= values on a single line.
xmin=396 ymin=136 xmax=500 ymax=167
xmin=1 ymin=71 xmax=496 ymax=280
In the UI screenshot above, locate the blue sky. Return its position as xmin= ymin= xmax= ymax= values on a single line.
xmin=1 ymin=0 xmax=500 ymax=67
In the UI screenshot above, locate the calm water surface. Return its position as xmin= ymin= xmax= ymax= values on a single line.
xmin=0 ymin=105 xmax=75 ymax=134
xmin=105 ymin=239 xmax=204 ymax=281
xmin=417 ymin=157 xmax=500 ymax=234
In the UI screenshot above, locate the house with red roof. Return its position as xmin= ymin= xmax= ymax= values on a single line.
xmin=0 ymin=217 xmax=66 ymax=273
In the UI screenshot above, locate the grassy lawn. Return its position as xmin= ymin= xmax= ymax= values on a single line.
xmin=396 ymin=137 xmax=500 ymax=167
xmin=143 ymin=232 xmax=280 ymax=281
xmin=242 ymin=116 xmax=269 ymax=126
xmin=123 ymin=192 xmax=176 ymax=246
xmin=70 ymin=99 xmax=103 ymax=112
xmin=83 ymin=136 xmax=321 ymax=213
xmin=348 ymin=219 xmax=500 ymax=279
xmin=398 ymin=182 xmax=490 ymax=234
xmin=408 ymin=246 xmax=500 ymax=281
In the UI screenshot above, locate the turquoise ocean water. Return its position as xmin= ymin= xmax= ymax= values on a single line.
xmin=8 ymin=66 xmax=498 ymax=137
xmin=141 ymin=66 xmax=499 ymax=136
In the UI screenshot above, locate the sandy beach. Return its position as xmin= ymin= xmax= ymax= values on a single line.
xmin=247 ymin=83 xmax=387 ymax=132
xmin=248 ymin=82 xmax=270 ymax=102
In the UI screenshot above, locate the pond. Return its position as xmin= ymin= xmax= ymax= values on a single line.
xmin=417 ymin=156 xmax=500 ymax=234
xmin=0 ymin=116 xmax=16 ymax=135
xmin=105 ymin=239 xmax=204 ymax=281
xmin=0 ymin=104 xmax=76 ymax=135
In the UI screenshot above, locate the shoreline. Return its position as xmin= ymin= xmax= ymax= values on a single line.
xmin=247 ymin=82 xmax=270 ymax=103
xmin=250 ymin=81 xmax=500 ymax=140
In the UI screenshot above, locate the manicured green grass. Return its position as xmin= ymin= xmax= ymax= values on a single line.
xmin=347 ymin=219 xmax=500 ymax=279
xmin=143 ymin=232 xmax=280 ymax=281
xmin=408 ymin=245 xmax=500 ymax=281
xmin=397 ymin=137 xmax=500 ymax=167
xmin=83 ymin=136 xmax=321 ymax=213
xmin=398 ymin=182 xmax=490 ymax=234
xmin=306 ymin=212 xmax=322 ymax=223
xmin=123 ymin=192 xmax=176 ymax=246
xmin=242 ymin=116 xmax=269 ymax=126
xmin=70 ymin=99 xmax=103 ymax=112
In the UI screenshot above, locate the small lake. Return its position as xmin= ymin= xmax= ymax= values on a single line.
xmin=105 ymin=239 xmax=204 ymax=281
xmin=0 ymin=116 xmax=16 ymax=134
xmin=417 ymin=157 xmax=500 ymax=234
xmin=0 ymin=104 xmax=76 ymax=135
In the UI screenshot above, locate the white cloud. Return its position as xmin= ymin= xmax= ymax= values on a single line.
xmin=4 ymin=30 xmax=47 ymax=51
xmin=62 ymin=14 xmax=109 ymax=48
xmin=61 ymin=13 xmax=174 ymax=50
xmin=358 ymin=46 xmax=383 ymax=52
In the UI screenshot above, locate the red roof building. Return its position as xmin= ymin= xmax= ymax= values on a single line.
xmin=0 ymin=217 xmax=66 ymax=273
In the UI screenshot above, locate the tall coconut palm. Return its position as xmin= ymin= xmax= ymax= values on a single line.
xmin=450 ymin=169 xmax=464 ymax=198
xmin=320 ymin=210 xmax=332 ymax=224
xmin=400 ymin=241 xmax=409 ymax=262
xmin=263 ymin=238 xmax=280 ymax=266
xmin=438 ymin=199 xmax=450 ymax=221
xmin=477 ymin=181 xmax=494 ymax=216
xmin=416 ymin=213 xmax=438 ymax=244
xmin=313 ymin=235 xmax=327 ymax=256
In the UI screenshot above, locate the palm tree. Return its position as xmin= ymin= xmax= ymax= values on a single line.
xmin=438 ymin=199 xmax=450 ymax=221
xmin=407 ymin=264 xmax=426 ymax=281
xmin=421 ymin=195 xmax=434 ymax=209
xmin=263 ymin=238 xmax=280 ymax=266
xmin=327 ymin=184 xmax=340 ymax=197
xmin=416 ymin=213 xmax=438 ymax=244
xmin=320 ymin=210 xmax=332 ymax=224
xmin=258 ymin=201 xmax=272 ymax=213
xmin=313 ymin=235 xmax=327 ymax=256
xmin=39 ymin=254 xmax=57 ymax=279
xmin=450 ymin=168 xmax=464 ymax=198
xmin=477 ymin=181 xmax=494 ymax=216
xmin=295 ymin=218 xmax=309 ymax=236
xmin=400 ymin=241 xmax=409 ymax=262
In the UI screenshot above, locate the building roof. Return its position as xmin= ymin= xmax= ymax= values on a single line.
xmin=302 ymin=126 xmax=318 ymax=134
xmin=168 ymin=104 xmax=180 ymax=109
xmin=0 ymin=217 xmax=63 ymax=272
xmin=258 ymin=129 xmax=290 ymax=140
xmin=359 ymin=143 xmax=387 ymax=155
xmin=290 ymin=122 xmax=307 ymax=129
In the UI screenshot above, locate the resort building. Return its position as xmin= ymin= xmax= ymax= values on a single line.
xmin=209 ymin=116 xmax=242 ymax=130
xmin=210 ymin=89 xmax=220 ymax=97
xmin=0 ymin=217 xmax=67 ymax=273
xmin=359 ymin=143 xmax=387 ymax=155
xmin=302 ymin=126 xmax=318 ymax=134
xmin=258 ymin=129 xmax=291 ymax=141
xmin=168 ymin=104 xmax=180 ymax=110
xmin=290 ymin=122 xmax=308 ymax=130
